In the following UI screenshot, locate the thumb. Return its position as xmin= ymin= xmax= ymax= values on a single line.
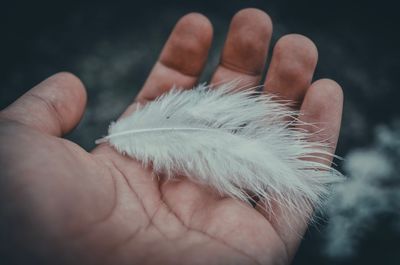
xmin=1 ymin=72 xmax=87 ymax=136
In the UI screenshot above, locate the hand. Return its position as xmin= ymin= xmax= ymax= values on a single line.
xmin=0 ymin=8 xmax=343 ymax=265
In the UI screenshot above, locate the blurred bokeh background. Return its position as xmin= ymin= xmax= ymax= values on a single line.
xmin=1 ymin=0 xmax=399 ymax=264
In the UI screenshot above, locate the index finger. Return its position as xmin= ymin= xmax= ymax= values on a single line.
xmin=135 ymin=13 xmax=213 ymax=104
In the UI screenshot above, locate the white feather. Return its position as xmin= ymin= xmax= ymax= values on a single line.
xmin=96 ymin=82 xmax=343 ymax=223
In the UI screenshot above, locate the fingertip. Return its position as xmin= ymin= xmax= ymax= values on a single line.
xmin=223 ymin=8 xmax=273 ymax=73
xmin=178 ymin=12 xmax=213 ymax=37
xmin=46 ymin=71 xmax=87 ymax=107
xmin=2 ymin=72 xmax=87 ymax=136
xmin=265 ymin=34 xmax=318 ymax=102
xmin=233 ymin=8 xmax=273 ymax=30
xmin=136 ymin=12 xmax=214 ymax=103
xmin=38 ymin=72 xmax=87 ymax=132
xmin=309 ymin=78 xmax=343 ymax=103
xmin=160 ymin=12 xmax=213 ymax=76
xmin=300 ymin=78 xmax=344 ymax=152
xmin=175 ymin=12 xmax=214 ymax=47
xmin=303 ymin=78 xmax=343 ymax=115
xmin=273 ymin=34 xmax=318 ymax=76
xmin=211 ymin=8 xmax=273 ymax=87
xmin=276 ymin=34 xmax=318 ymax=59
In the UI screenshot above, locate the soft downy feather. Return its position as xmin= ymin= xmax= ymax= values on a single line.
xmin=96 ymin=82 xmax=343 ymax=225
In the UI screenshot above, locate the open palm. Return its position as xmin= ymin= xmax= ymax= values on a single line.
xmin=0 ymin=9 xmax=343 ymax=265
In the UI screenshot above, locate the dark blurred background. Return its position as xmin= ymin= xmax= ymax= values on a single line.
xmin=1 ymin=0 xmax=399 ymax=264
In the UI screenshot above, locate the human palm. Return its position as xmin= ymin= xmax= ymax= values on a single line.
xmin=0 ymin=9 xmax=343 ymax=265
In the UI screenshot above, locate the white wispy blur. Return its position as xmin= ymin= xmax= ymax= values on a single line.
xmin=325 ymin=121 xmax=400 ymax=257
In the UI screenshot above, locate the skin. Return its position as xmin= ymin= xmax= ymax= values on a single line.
xmin=0 ymin=8 xmax=343 ymax=265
